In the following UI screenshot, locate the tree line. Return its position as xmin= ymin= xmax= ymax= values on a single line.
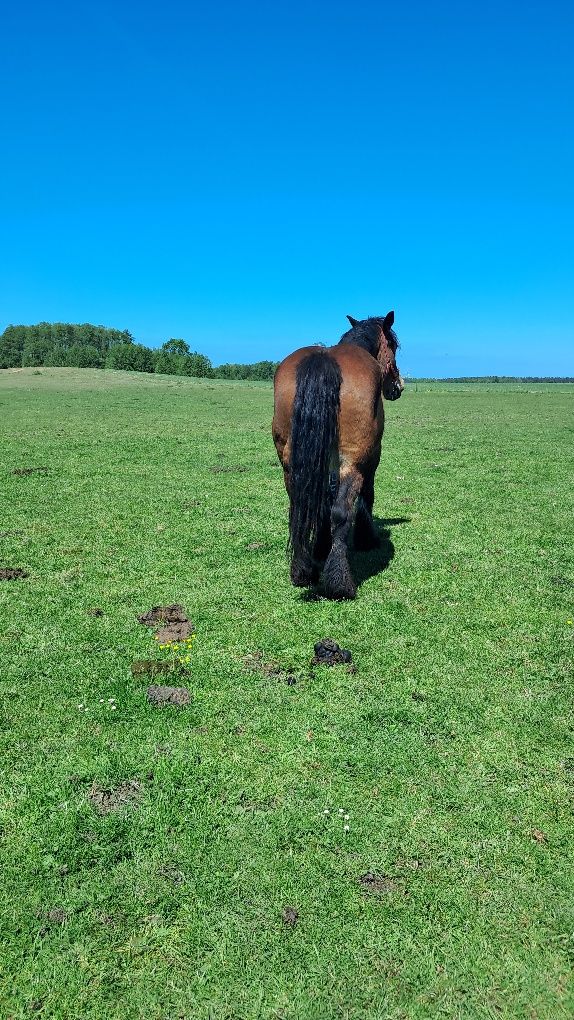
xmin=0 ymin=323 xmax=279 ymax=380
xmin=1 ymin=323 xmax=571 ymax=383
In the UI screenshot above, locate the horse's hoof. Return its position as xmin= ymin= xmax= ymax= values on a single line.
xmin=290 ymin=563 xmax=314 ymax=588
xmin=323 ymin=578 xmax=357 ymax=601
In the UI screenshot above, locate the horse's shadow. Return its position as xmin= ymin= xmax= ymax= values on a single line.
xmin=351 ymin=516 xmax=410 ymax=587
xmin=300 ymin=516 xmax=410 ymax=600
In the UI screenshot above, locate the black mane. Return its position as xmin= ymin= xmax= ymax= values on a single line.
xmin=338 ymin=316 xmax=399 ymax=357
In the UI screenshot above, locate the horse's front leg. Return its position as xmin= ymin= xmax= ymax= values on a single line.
xmin=322 ymin=468 xmax=362 ymax=600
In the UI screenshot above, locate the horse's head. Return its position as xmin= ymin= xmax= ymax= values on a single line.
xmin=345 ymin=311 xmax=404 ymax=400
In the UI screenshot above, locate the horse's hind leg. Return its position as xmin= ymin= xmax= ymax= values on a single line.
xmin=322 ymin=468 xmax=362 ymax=600
xmin=354 ymin=470 xmax=380 ymax=550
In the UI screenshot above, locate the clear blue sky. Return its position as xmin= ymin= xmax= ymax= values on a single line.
xmin=1 ymin=0 xmax=572 ymax=375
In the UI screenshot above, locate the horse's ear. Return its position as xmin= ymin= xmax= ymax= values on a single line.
xmin=383 ymin=310 xmax=394 ymax=331
xmin=347 ymin=315 xmax=360 ymax=327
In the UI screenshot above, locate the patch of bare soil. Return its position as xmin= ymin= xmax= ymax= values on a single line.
xmin=243 ymin=650 xmax=297 ymax=684
xmin=359 ymin=872 xmax=401 ymax=895
xmin=38 ymin=907 xmax=68 ymax=935
xmin=46 ymin=907 xmax=68 ymax=924
xmin=0 ymin=529 xmax=24 ymax=538
xmin=147 ymin=684 xmax=191 ymax=707
xmin=282 ymin=906 xmax=299 ymax=928
xmin=244 ymin=650 xmax=282 ymax=676
xmin=312 ymin=639 xmax=352 ymax=666
xmin=0 ymin=568 xmax=28 ymax=580
xmin=12 ymin=466 xmax=49 ymax=476
xmin=88 ymin=780 xmax=143 ymax=815
xmin=246 ymin=542 xmax=265 ymax=550
xmin=394 ymin=857 xmax=424 ymax=872
xmin=551 ymin=575 xmax=572 ymax=589
xmin=87 ymin=607 xmax=104 ymax=617
xmin=238 ymin=792 xmax=277 ymax=812
xmin=157 ymin=865 xmax=185 ymax=884
xmin=210 ymin=464 xmax=247 ymax=474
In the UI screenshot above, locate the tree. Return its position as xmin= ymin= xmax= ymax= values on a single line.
xmin=0 ymin=325 xmax=27 ymax=368
xmin=106 ymin=343 xmax=156 ymax=373
xmin=182 ymin=352 xmax=212 ymax=377
xmin=155 ymin=347 xmax=212 ymax=377
xmin=66 ymin=344 xmax=104 ymax=368
xmin=162 ymin=338 xmax=191 ymax=356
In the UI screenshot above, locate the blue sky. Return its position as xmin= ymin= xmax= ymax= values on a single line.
xmin=1 ymin=0 xmax=572 ymax=375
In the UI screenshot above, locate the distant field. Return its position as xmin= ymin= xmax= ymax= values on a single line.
xmin=1 ymin=368 xmax=573 ymax=1020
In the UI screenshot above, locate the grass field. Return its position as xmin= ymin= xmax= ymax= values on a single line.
xmin=1 ymin=367 xmax=573 ymax=1020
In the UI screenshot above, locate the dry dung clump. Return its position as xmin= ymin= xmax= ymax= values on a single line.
xmin=137 ymin=604 xmax=195 ymax=643
xmin=87 ymin=780 xmax=143 ymax=815
xmin=154 ymin=620 xmax=194 ymax=642
xmin=137 ymin=604 xmax=189 ymax=626
xmin=147 ymin=685 xmax=191 ymax=707
xmin=0 ymin=568 xmax=29 ymax=580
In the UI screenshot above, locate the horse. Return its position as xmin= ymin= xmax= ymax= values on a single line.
xmin=272 ymin=312 xmax=404 ymax=600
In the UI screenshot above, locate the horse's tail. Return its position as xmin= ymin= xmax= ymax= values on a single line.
xmin=289 ymin=350 xmax=341 ymax=578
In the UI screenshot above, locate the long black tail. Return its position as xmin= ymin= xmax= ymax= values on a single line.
xmin=289 ymin=351 xmax=341 ymax=577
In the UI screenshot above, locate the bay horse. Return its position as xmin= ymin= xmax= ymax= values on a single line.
xmin=272 ymin=313 xmax=404 ymax=599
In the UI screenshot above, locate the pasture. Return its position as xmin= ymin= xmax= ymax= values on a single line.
xmin=1 ymin=368 xmax=573 ymax=1019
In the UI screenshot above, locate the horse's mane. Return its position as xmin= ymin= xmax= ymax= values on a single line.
xmin=338 ymin=317 xmax=399 ymax=357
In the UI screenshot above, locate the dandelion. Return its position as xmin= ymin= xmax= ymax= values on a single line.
xmin=344 ymin=824 xmax=350 ymax=832
xmin=110 ymin=705 xmax=117 ymax=710
xmin=323 ymin=808 xmax=330 ymax=815
xmin=344 ymin=813 xmax=350 ymax=820
xmin=338 ymin=808 xmax=344 ymax=815
xmin=78 ymin=704 xmax=84 ymax=709
xmin=108 ymin=698 xmax=115 ymax=703
xmin=567 ymin=620 xmax=573 ymax=625
xmin=99 ymin=699 xmax=104 ymax=703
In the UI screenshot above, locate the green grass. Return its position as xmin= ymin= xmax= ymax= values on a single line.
xmin=1 ymin=367 xmax=573 ymax=1020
